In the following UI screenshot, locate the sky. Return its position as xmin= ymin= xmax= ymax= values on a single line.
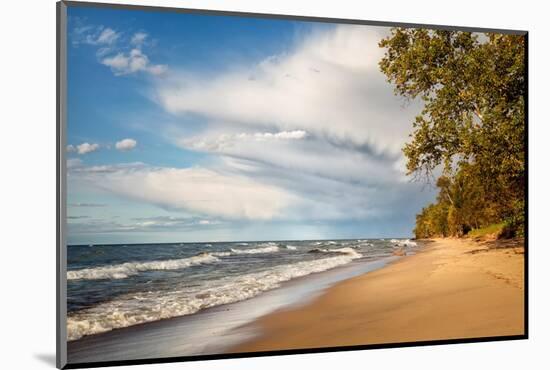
xmin=65 ymin=6 xmax=437 ymax=245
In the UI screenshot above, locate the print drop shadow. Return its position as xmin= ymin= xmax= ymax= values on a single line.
xmin=34 ymin=353 xmax=56 ymax=367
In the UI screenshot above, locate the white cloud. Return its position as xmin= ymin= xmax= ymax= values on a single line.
xmin=131 ymin=32 xmax=148 ymax=46
xmin=250 ymin=130 xmax=308 ymax=140
xmin=68 ymin=215 xmax=221 ymax=234
xmin=71 ymin=164 xmax=295 ymax=220
xmin=75 ymin=142 xmax=99 ymax=155
xmin=96 ymin=28 xmax=119 ymax=45
xmin=181 ymin=130 xmax=308 ymax=151
xmin=69 ymin=202 xmax=106 ymax=207
xmin=147 ymin=25 xmax=435 ymax=224
xmin=67 ymin=158 xmax=83 ymax=169
xmin=181 ymin=132 xmax=403 ymax=185
xmin=66 ymin=144 xmax=76 ymax=152
xmin=115 ymin=138 xmax=137 ymax=151
xmin=66 ymin=24 xmax=437 ymax=230
xmin=70 ymin=22 xmax=165 ymax=77
xmin=155 ymin=25 xmax=420 ymax=155
xmin=102 ymin=53 xmax=128 ymax=69
xmin=102 ymin=48 xmax=167 ymax=76
xmin=147 ymin=64 xmax=168 ymax=76
xmin=79 ymin=27 xmax=120 ymax=46
xmin=72 ymin=25 xmax=93 ymax=37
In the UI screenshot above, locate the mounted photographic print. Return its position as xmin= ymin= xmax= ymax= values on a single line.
xmin=56 ymin=1 xmax=527 ymax=368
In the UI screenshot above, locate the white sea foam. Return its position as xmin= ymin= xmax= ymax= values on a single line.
xmin=68 ymin=244 xmax=286 ymax=281
xmin=308 ymin=246 xmax=362 ymax=258
xmin=210 ymin=251 xmax=232 ymax=257
xmin=357 ymin=241 xmax=374 ymax=247
xmin=333 ymin=247 xmax=362 ymax=256
xmin=390 ymin=239 xmax=417 ymax=247
xmin=285 ymin=245 xmax=298 ymax=250
xmin=229 ymin=245 xmax=279 ymax=254
xmin=67 ymin=254 xmax=220 ymax=281
xmin=259 ymin=242 xmax=278 ymax=247
xmin=67 ymin=252 xmax=362 ymax=341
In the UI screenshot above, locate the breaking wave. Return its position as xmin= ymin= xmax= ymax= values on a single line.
xmin=68 ymin=243 xmax=286 ymax=281
xmin=307 ymin=247 xmax=362 ymax=258
xmin=67 ymin=252 xmax=362 ymax=341
xmin=229 ymin=245 xmax=279 ymax=254
xmin=67 ymin=253 xmax=220 ymax=281
xmin=390 ymin=239 xmax=418 ymax=247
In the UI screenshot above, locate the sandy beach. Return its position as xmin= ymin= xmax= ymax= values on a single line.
xmin=231 ymin=238 xmax=525 ymax=352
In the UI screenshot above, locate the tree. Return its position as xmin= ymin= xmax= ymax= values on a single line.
xmin=379 ymin=29 xmax=526 ymax=236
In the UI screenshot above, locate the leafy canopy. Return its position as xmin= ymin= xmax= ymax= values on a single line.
xmin=379 ymin=29 xmax=525 ymax=237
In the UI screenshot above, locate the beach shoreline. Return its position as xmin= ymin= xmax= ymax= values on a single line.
xmin=66 ymin=241 xmax=402 ymax=364
xmin=230 ymin=237 xmax=525 ymax=353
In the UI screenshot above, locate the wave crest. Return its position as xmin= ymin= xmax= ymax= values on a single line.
xmin=390 ymin=239 xmax=417 ymax=247
xmin=67 ymin=252 xmax=361 ymax=341
xmin=308 ymin=246 xmax=361 ymax=258
xmin=67 ymin=253 xmax=219 ymax=281
xmin=229 ymin=245 xmax=279 ymax=254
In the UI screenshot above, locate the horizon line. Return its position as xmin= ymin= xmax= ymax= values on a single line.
xmin=67 ymin=236 xmax=414 ymax=247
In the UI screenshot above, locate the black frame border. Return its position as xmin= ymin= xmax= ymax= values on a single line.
xmin=56 ymin=1 xmax=529 ymax=369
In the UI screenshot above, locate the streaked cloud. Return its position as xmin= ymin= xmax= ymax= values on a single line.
xmin=66 ymin=20 xmax=438 ymax=242
xmin=179 ymin=130 xmax=308 ymax=152
xmin=155 ymin=25 xmax=420 ymax=155
xmin=145 ymin=25 xmax=433 ymax=227
xmin=70 ymin=163 xmax=295 ymax=220
xmin=68 ymin=215 xmax=221 ymax=234
xmin=69 ymin=202 xmax=107 ymax=207
xmin=67 ymin=158 xmax=83 ymax=169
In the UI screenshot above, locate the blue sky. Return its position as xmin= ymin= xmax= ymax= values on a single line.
xmin=66 ymin=5 xmax=436 ymax=245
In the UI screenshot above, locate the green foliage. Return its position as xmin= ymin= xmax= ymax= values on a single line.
xmin=468 ymin=223 xmax=505 ymax=238
xmin=379 ymin=29 xmax=525 ymax=238
xmin=413 ymin=167 xmax=501 ymax=238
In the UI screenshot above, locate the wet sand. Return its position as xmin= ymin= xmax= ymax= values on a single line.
xmin=231 ymin=238 xmax=525 ymax=352
xmin=67 ymin=255 xmax=397 ymax=364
